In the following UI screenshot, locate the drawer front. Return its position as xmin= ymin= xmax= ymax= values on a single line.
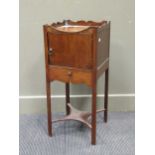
xmin=48 ymin=66 xmax=92 ymax=87
xmin=47 ymin=33 xmax=93 ymax=69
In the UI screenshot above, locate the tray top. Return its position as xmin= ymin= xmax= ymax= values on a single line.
xmin=55 ymin=25 xmax=89 ymax=32
xmin=48 ymin=20 xmax=108 ymax=32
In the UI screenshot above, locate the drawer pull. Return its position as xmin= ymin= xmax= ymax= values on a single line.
xmin=67 ymin=71 xmax=72 ymax=76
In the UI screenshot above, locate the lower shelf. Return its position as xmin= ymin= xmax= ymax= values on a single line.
xmin=52 ymin=103 xmax=105 ymax=129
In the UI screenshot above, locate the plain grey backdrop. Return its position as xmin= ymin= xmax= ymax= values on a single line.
xmin=19 ymin=0 xmax=135 ymax=114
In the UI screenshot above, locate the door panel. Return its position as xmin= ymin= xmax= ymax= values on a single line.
xmin=48 ymin=33 xmax=93 ymax=69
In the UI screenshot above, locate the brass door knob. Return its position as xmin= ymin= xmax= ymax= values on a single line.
xmin=98 ymin=37 xmax=101 ymax=42
xmin=48 ymin=48 xmax=54 ymax=55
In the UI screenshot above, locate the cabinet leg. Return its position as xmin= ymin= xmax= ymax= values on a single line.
xmin=91 ymin=80 xmax=97 ymax=145
xmin=104 ymin=69 xmax=109 ymax=123
xmin=65 ymin=83 xmax=70 ymax=115
xmin=46 ymin=81 xmax=52 ymax=136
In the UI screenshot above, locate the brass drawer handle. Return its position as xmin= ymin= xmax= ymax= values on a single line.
xmin=67 ymin=71 xmax=72 ymax=77
xmin=48 ymin=48 xmax=54 ymax=56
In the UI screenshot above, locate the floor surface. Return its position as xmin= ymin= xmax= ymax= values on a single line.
xmin=19 ymin=112 xmax=135 ymax=155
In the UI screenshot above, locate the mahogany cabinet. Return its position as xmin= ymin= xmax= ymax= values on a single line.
xmin=43 ymin=20 xmax=110 ymax=145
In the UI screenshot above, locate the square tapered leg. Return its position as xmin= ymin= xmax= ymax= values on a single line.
xmin=91 ymin=76 xmax=97 ymax=145
xmin=104 ymin=69 xmax=109 ymax=123
xmin=65 ymin=83 xmax=70 ymax=115
xmin=46 ymin=81 xmax=52 ymax=136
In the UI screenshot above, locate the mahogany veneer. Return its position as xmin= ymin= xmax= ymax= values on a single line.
xmin=43 ymin=20 xmax=110 ymax=145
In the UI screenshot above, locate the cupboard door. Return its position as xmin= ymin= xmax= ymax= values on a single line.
xmin=48 ymin=33 xmax=93 ymax=69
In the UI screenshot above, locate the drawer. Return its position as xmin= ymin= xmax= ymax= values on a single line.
xmin=48 ymin=66 xmax=92 ymax=87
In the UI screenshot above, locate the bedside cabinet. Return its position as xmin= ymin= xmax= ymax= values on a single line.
xmin=43 ymin=20 xmax=110 ymax=145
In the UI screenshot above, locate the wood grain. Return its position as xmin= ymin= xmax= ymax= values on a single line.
xmin=48 ymin=32 xmax=93 ymax=69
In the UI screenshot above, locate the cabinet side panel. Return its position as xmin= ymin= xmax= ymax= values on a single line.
xmin=97 ymin=24 xmax=110 ymax=67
